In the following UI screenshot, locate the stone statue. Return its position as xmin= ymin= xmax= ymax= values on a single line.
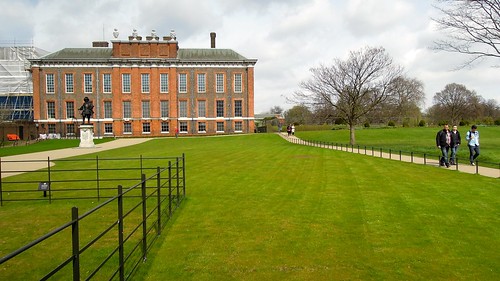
xmin=79 ymin=97 xmax=94 ymax=124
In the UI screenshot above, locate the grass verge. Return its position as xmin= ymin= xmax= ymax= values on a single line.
xmin=1 ymin=134 xmax=499 ymax=280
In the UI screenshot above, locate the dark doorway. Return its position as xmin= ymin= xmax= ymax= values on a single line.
xmin=18 ymin=126 xmax=24 ymax=140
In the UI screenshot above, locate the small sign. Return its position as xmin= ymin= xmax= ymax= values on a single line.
xmin=38 ymin=182 xmax=50 ymax=191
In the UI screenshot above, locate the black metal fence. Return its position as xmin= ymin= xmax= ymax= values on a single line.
xmin=0 ymin=155 xmax=183 ymax=205
xmin=0 ymin=155 xmax=186 ymax=280
xmin=287 ymin=137 xmax=500 ymax=177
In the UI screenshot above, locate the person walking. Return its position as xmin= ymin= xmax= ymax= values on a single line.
xmin=291 ymin=124 xmax=295 ymax=135
xmin=449 ymin=125 xmax=461 ymax=165
xmin=466 ymin=125 xmax=480 ymax=166
xmin=436 ymin=124 xmax=451 ymax=168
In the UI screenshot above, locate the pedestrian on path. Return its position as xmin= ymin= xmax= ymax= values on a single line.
xmin=466 ymin=125 xmax=480 ymax=166
xmin=436 ymin=124 xmax=451 ymax=168
xmin=450 ymin=125 xmax=461 ymax=165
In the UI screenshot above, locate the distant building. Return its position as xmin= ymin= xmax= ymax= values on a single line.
xmin=29 ymin=31 xmax=257 ymax=137
xmin=0 ymin=45 xmax=48 ymax=141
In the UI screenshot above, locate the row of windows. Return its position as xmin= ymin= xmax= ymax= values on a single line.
xmin=45 ymin=100 xmax=244 ymax=119
xmin=46 ymin=121 xmax=244 ymax=135
xmin=46 ymin=73 xmax=244 ymax=94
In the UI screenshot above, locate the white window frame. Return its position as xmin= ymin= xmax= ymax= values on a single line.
xmin=178 ymin=73 xmax=187 ymax=93
xmin=198 ymin=100 xmax=206 ymax=118
xmin=47 ymin=101 xmax=56 ymax=119
xmin=46 ymin=74 xmax=55 ymax=94
xmin=103 ymin=73 xmax=112 ymax=93
xmin=179 ymin=100 xmax=187 ymax=118
xmin=160 ymin=100 xmax=169 ymax=118
xmin=141 ymin=73 xmax=150 ymax=93
xmin=160 ymin=73 xmax=169 ymax=93
xmin=234 ymin=73 xmax=242 ymax=93
xmin=142 ymin=100 xmax=150 ymax=118
xmin=84 ymin=73 xmax=93 ymax=93
xmin=216 ymin=73 xmax=224 ymax=93
xmin=123 ymin=101 xmax=131 ymax=118
xmin=65 ymin=73 xmax=74 ymax=93
xmin=104 ymin=101 xmax=112 ymax=119
xmin=197 ymin=73 xmax=206 ymax=93
xmin=122 ymin=74 xmax=131 ymax=93
xmin=66 ymin=101 xmax=75 ymax=119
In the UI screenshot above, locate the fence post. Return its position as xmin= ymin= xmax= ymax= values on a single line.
xmin=96 ymin=155 xmax=100 ymax=201
xmin=47 ymin=157 xmax=52 ymax=204
xmin=0 ymin=158 xmax=3 ymax=206
xmin=380 ymin=148 xmax=383 ymax=158
xmin=475 ymin=161 xmax=479 ymax=174
xmin=389 ymin=149 xmax=392 ymax=159
xmin=141 ymin=174 xmax=147 ymax=261
xmin=168 ymin=161 xmax=172 ymax=217
xmin=157 ymin=167 xmax=161 ymax=235
xmin=71 ymin=207 xmax=80 ymax=281
xmin=176 ymin=158 xmax=180 ymax=206
xmin=182 ymin=153 xmax=186 ymax=198
xmin=424 ymin=153 xmax=427 ymax=165
xmin=399 ymin=150 xmax=402 ymax=161
xmin=117 ymin=185 xmax=124 ymax=281
xmin=411 ymin=152 xmax=414 ymax=163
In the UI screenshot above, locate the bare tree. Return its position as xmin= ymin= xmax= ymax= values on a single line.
xmin=432 ymin=83 xmax=478 ymax=124
xmin=433 ymin=0 xmax=500 ymax=67
xmin=295 ymin=46 xmax=403 ymax=144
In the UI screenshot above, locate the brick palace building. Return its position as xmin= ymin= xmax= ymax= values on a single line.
xmin=29 ymin=30 xmax=257 ymax=137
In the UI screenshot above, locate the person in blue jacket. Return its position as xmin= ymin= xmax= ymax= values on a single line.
xmin=465 ymin=125 xmax=480 ymax=166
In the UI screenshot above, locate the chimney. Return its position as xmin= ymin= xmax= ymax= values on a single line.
xmin=92 ymin=41 xmax=109 ymax=47
xmin=210 ymin=32 xmax=216 ymax=48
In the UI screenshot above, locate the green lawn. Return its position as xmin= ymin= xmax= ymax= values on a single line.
xmin=1 ymin=134 xmax=499 ymax=280
xmin=295 ymin=126 xmax=500 ymax=165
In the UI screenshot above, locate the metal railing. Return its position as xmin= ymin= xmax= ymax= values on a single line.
xmin=286 ymin=137 xmax=500 ymax=177
xmin=0 ymin=155 xmax=186 ymax=280
xmin=0 ymin=155 xmax=184 ymax=205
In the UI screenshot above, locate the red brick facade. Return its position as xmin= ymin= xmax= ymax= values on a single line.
xmin=30 ymin=34 xmax=257 ymax=137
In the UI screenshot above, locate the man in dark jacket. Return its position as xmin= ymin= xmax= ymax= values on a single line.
xmin=436 ymin=124 xmax=451 ymax=167
xmin=449 ymin=125 xmax=461 ymax=165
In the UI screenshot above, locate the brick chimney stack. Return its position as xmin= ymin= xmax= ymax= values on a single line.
xmin=210 ymin=32 xmax=216 ymax=48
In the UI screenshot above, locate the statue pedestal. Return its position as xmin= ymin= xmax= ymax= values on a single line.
xmin=79 ymin=125 xmax=95 ymax=148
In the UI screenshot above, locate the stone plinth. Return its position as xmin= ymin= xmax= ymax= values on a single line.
xmin=79 ymin=125 xmax=95 ymax=148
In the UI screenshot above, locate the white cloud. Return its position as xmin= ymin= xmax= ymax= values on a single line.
xmin=1 ymin=0 xmax=498 ymax=113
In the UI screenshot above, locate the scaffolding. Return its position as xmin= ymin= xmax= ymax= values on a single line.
xmin=0 ymin=44 xmax=48 ymax=121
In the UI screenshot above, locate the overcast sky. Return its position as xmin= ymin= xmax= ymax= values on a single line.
xmin=1 ymin=0 xmax=498 ymax=113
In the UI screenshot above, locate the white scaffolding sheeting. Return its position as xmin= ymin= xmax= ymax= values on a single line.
xmin=0 ymin=46 xmax=48 ymax=94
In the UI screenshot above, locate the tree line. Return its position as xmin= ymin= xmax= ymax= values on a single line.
xmin=270 ymin=0 xmax=500 ymax=145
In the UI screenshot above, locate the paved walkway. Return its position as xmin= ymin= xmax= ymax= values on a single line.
xmin=279 ymin=133 xmax=499 ymax=178
xmin=0 ymin=138 xmax=151 ymax=178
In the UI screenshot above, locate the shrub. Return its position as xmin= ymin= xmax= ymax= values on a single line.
xmin=495 ymin=119 xmax=500 ymax=126
xmin=459 ymin=120 xmax=469 ymax=126
xmin=418 ymin=120 xmax=426 ymax=127
xmin=388 ymin=121 xmax=396 ymax=127
xmin=334 ymin=118 xmax=346 ymax=125
xmin=364 ymin=122 xmax=370 ymax=128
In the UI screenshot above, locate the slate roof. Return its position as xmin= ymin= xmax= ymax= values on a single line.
xmin=40 ymin=48 xmax=113 ymax=60
xmin=37 ymin=47 xmax=255 ymax=62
